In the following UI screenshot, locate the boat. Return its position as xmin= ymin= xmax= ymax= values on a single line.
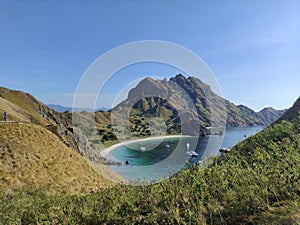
xmin=186 ymin=150 xmax=199 ymax=157
xmin=186 ymin=142 xmax=198 ymax=157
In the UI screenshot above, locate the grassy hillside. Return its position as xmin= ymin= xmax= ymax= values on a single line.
xmin=0 ymin=87 xmax=111 ymax=163
xmin=277 ymin=97 xmax=300 ymax=122
xmin=0 ymin=97 xmax=33 ymax=123
xmin=0 ymin=87 xmax=56 ymax=126
xmin=0 ymin=97 xmax=299 ymax=224
xmin=0 ymin=123 xmax=112 ymax=194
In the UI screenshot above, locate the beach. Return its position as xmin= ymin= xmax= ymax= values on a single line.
xmin=100 ymin=135 xmax=189 ymax=157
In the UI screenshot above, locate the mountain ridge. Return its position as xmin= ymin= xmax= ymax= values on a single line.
xmin=1 ymin=74 xmax=285 ymax=148
xmin=47 ymin=104 xmax=110 ymax=113
xmin=113 ymin=75 xmax=284 ymax=136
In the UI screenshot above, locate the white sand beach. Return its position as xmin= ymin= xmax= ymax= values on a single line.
xmin=100 ymin=135 xmax=190 ymax=157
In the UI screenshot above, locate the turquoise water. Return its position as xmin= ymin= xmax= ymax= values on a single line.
xmin=106 ymin=126 xmax=264 ymax=182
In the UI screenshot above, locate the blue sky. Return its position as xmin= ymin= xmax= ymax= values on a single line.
xmin=0 ymin=0 xmax=299 ymax=111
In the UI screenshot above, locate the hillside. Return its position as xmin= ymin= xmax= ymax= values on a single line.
xmin=257 ymin=107 xmax=285 ymax=124
xmin=0 ymin=87 xmax=56 ymax=126
xmin=112 ymin=75 xmax=284 ymax=137
xmin=0 ymin=123 xmax=112 ymax=194
xmin=0 ymin=86 xmax=75 ymax=146
xmin=0 ymin=97 xmax=34 ymax=123
xmin=276 ymin=96 xmax=300 ymax=122
xmin=1 ymin=97 xmax=298 ymax=224
xmin=0 ymin=87 xmax=110 ymax=164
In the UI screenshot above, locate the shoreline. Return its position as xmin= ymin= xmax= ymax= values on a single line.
xmin=100 ymin=135 xmax=191 ymax=157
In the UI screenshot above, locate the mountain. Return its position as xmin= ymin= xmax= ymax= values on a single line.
xmin=112 ymin=76 xmax=216 ymax=136
xmin=47 ymin=104 xmax=110 ymax=113
xmin=257 ymin=107 xmax=285 ymax=124
xmin=1 ymin=76 xmax=285 ymax=148
xmin=47 ymin=104 xmax=74 ymax=112
xmin=112 ymin=75 xmax=284 ymax=136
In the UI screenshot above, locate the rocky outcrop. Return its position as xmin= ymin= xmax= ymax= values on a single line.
xmin=73 ymin=127 xmax=111 ymax=164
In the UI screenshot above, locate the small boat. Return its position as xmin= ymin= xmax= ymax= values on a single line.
xmin=186 ymin=150 xmax=199 ymax=157
xmin=140 ymin=146 xmax=146 ymax=151
xmin=186 ymin=142 xmax=198 ymax=157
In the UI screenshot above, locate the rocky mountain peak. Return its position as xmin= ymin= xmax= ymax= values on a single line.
xmin=127 ymin=77 xmax=171 ymax=102
xmin=117 ymin=75 xmax=285 ymax=130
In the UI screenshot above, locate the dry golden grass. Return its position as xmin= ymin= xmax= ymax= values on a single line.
xmin=0 ymin=123 xmax=113 ymax=194
xmin=0 ymin=97 xmax=32 ymax=123
xmin=0 ymin=87 xmax=54 ymax=125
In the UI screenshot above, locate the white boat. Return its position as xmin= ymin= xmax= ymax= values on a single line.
xmin=186 ymin=150 xmax=199 ymax=157
xmin=140 ymin=146 xmax=146 ymax=151
xmin=186 ymin=142 xmax=198 ymax=157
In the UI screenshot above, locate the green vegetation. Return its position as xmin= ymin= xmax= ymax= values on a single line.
xmin=1 ymin=108 xmax=299 ymax=224
xmin=97 ymin=110 xmax=178 ymax=144
xmin=0 ymin=85 xmax=297 ymax=224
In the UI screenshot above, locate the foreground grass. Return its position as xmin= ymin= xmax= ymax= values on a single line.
xmin=0 ymin=117 xmax=299 ymax=224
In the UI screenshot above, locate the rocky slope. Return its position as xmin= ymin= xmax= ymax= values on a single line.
xmin=113 ymin=75 xmax=284 ymax=136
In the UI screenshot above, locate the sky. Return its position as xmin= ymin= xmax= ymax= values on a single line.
xmin=0 ymin=0 xmax=299 ymax=111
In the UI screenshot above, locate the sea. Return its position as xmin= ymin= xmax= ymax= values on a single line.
xmin=105 ymin=126 xmax=265 ymax=183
